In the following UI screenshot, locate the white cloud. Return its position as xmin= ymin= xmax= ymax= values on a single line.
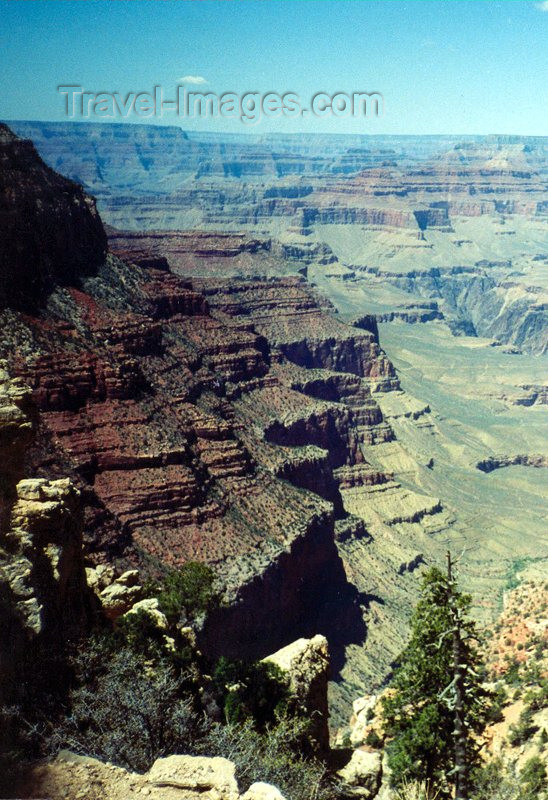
xmin=178 ymin=75 xmax=208 ymax=85
xmin=535 ymin=1 xmax=548 ymax=10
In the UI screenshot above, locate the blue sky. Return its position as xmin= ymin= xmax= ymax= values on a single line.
xmin=1 ymin=0 xmax=547 ymax=135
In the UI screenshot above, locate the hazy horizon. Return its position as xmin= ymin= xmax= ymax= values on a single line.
xmin=2 ymin=0 xmax=547 ymax=136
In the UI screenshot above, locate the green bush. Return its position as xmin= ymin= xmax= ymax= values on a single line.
xmin=507 ymin=706 xmax=538 ymax=746
xmin=365 ymin=728 xmax=383 ymax=749
xmin=484 ymin=684 xmax=507 ymax=725
xmin=523 ymin=678 xmax=548 ymax=712
xmin=116 ymin=609 xmax=173 ymax=660
xmin=502 ymin=656 xmax=521 ymax=686
xmin=212 ymin=657 xmax=289 ymax=729
xmin=520 ymin=756 xmax=547 ymax=799
xmin=470 ymin=757 xmax=520 ymax=800
xmin=157 ymin=562 xmax=220 ymax=624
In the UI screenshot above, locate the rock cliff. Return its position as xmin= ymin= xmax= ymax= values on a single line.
xmin=0 ymin=123 xmax=106 ymax=309
xmin=263 ymin=635 xmax=330 ymax=753
xmin=0 ymin=365 xmax=90 ymax=715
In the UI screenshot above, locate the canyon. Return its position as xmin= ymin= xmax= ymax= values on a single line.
xmin=1 ymin=120 xmax=546 ymax=728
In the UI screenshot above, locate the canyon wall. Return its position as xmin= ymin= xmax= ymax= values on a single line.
xmin=0 ymin=126 xmax=439 ymax=719
xmin=2 ymin=121 xmax=545 ymax=725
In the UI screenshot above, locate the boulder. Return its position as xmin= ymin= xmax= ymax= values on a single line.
xmin=3 ymin=476 xmax=87 ymax=636
xmin=85 ymin=563 xmax=115 ymax=592
xmin=337 ymin=749 xmax=382 ymax=799
xmin=241 ymin=782 xmax=287 ymax=800
xmin=99 ymin=580 xmax=142 ymax=620
xmin=89 ymin=567 xmax=144 ymax=620
xmin=18 ymin=751 xmax=283 ymax=800
xmin=0 ymin=369 xmax=35 ymax=488
xmin=263 ymin=634 xmax=330 ymax=752
xmin=116 ymin=569 xmax=140 ymax=587
xmin=349 ymin=694 xmax=379 ymax=747
xmin=147 ymin=754 xmax=239 ymax=799
xmin=124 ymin=597 xmax=169 ymax=629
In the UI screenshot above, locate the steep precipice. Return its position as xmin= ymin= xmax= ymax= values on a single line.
xmin=0 ymin=123 xmax=106 ymax=309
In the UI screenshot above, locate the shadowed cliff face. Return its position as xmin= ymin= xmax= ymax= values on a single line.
xmin=0 ymin=123 xmax=107 ymax=310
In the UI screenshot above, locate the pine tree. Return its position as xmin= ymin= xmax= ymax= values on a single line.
xmin=382 ymin=554 xmax=492 ymax=799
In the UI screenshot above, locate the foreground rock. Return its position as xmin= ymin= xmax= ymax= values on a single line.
xmin=18 ymin=751 xmax=287 ymax=800
xmin=336 ymin=749 xmax=383 ymax=799
xmin=241 ymin=783 xmax=287 ymax=800
xmin=0 ymin=364 xmax=35 ymax=492
xmin=263 ymin=634 xmax=330 ymax=752
xmin=0 ymin=369 xmax=91 ymax=707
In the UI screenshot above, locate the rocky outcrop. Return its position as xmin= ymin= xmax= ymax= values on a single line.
xmin=346 ymin=695 xmax=380 ymax=748
xmin=274 ymin=448 xmax=344 ymax=514
xmin=0 ymin=367 xmax=90 ymax=706
xmin=263 ymin=635 xmax=330 ymax=752
xmin=511 ymin=385 xmax=548 ymax=406
xmin=374 ymin=266 xmax=548 ymax=356
xmin=0 ymin=365 xmax=36 ymax=502
xmin=96 ymin=569 xmax=142 ymax=620
xmin=4 ymin=477 xmax=87 ymax=635
xmin=241 ymin=783 xmax=287 ymax=800
xmin=194 ymin=277 xmax=399 ymax=392
xmin=18 ymin=750 xmax=285 ymax=800
xmin=476 ymin=453 xmax=548 ymax=473
xmin=375 ymin=302 xmax=444 ymax=324
xmin=279 ymin=336 xmax=397 ymax=384
xmin=0 ymin=123 xmax=106 ymax=310
xmin=147 ymin=755 xmax=240 ymax=799
xmin=265 ymin=406 xmax=365 ymax=469
xmin=0 ymin=472 xmax=90 ymax=711
xmin=336 ymin=749 xmax=382 ymax=799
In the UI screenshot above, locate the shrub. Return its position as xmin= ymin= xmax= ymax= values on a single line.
xmin=502 ymin=656 xmax=521 ymax=686
xmin=198 ymin=715 xmax=338 ymax=800
xmin=393 ymin=779 xmax=441 ymax=800
xmin=365 ymin=728 xmax=383 ymax=749
xmin=520 ymin=755 xmax=547 ymax=799
xmin=49 ymin=647 xmax=205 ymax=772
xmin=484 ymin=684 xmax=507 ymax=725
xmin=212 ymin=657 xmax=289 ymax=729
xmin=157 ymin=562 xmax=220 ymax=625
xmin=115 ymin=609 xmax=173 ymax=660
xmin=507 ymin=706 xmax=538 ymax=746
xmin=470 ymin=757 xmax=520 ymax=800
xmin=523 ymin=678 xmax=548 ymax=712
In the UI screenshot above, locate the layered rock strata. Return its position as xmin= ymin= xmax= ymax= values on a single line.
xmin=0 ymin=125 xmax=457 ymax=723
